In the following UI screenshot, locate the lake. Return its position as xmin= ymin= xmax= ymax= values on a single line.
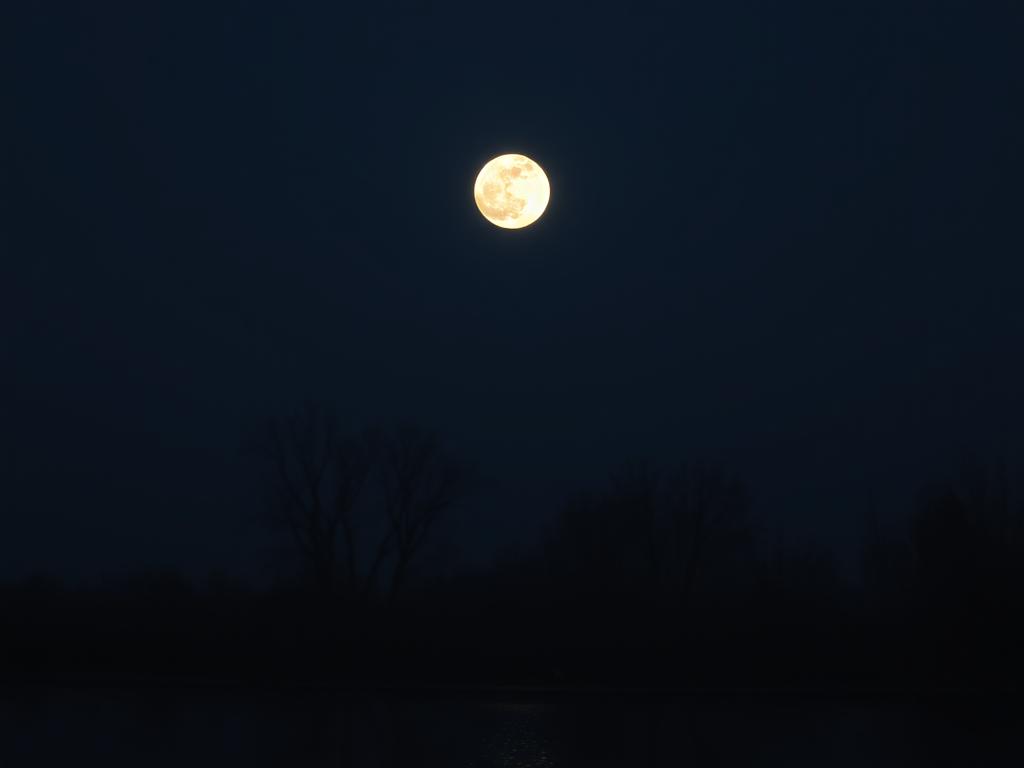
xmin=1 ymin=687 xmax=1020 ymax=766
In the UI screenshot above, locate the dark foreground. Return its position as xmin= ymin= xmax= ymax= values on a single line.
xmin=1 ymin=687 xmax=1021 ymax=767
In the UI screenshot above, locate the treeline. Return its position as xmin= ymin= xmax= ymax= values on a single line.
xmin=2 ymin=405 xmax=1023 ymax=690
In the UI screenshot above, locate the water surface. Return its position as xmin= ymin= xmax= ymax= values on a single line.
xmin=1 ymin=688 xmax=1020 ymax=767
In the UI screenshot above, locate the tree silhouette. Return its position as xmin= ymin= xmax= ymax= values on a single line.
xmin=375 ymin=424 xmax=464 ymax=602
xmin=254 ymin=405 xmax=464 ymax=603
xmin=860 ymin=492 xmax=913 ymax=617
xmin=255 ymin=402 xmax=371 ymax=597
xmin=546 ymin=460 xmax=751 ymax=608
xmin=910 ymin=458 xmax=1019 ymax=602
xmin=659 ymin=461 xmax=751 ymax=608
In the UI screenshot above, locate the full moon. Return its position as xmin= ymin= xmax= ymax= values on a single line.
xmin=474 ymin=154 xmax=550 ymax=229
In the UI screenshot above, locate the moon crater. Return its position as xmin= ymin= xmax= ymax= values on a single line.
xmin=474 ymin=154 xmax=550 ymax=229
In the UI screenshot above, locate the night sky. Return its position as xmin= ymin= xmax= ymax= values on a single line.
xmin=4 ymin=1 xmax=1023 ymax=582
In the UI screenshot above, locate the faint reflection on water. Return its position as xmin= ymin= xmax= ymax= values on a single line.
xmin=1 ymin=689 xmax=1022 ymax=767
xmin=481 ymin=701 xmax=553 ymax=768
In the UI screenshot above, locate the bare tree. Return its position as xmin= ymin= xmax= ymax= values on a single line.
xmin=376 ymin=424 xmax=464 ymax=602
xmin=253 ymin=408 xmax=463 ymax=602
xmin=911 ymin=457 xmax=1019 ymax=602
xmin=660 ymin=462 xmax=750 ymax=608
xmin=546 ymin=459 xmax=751 ymax=606
xmin=254 ymin=402 xmax=371 ymax=597
xmin=607 ymin=461 xmax=662 ymax=588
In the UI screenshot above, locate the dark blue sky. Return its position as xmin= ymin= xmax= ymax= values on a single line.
xmin=3 ymin=1 xmax=1023 ymax=581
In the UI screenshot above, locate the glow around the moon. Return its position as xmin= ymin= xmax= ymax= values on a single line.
xmin=474 ymin=154 xmax=550 ymax=229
